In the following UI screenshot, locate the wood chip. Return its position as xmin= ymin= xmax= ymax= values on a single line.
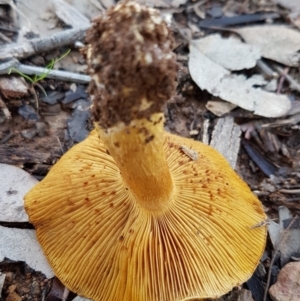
xmin=210 ymin=116 xmax=241 ymax=169
xmin=0 ymin=59 xmax=91 ymax=84
xmin=0 ymin=76 xmax=28 ymax=98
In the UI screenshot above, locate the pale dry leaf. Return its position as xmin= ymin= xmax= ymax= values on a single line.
xmin=206 ymin=100 xmax=237 ymax=116
xmin=290 ymin=12 xmax=300 ymax=30
xmin=69 ymin=0 xmax=105 ymax=17
xmin=194 ymin=34 xmax=261 ymax=70
xmin=0 ymin=164 xmax=37 ymax=222
xmin=236 ymin=25 xmax=300 ymax=67
xmin=135 ymin=0 xmax=171 ymax=8
xmin=171 ymin=0 xmax=186 ymax=8
xmin=98 ymin=0 xmax=116 ymax=9
xmin=73 ymin=297 xmax=93 ymax=301
xmin=188 ymin=43 xmax=291 ymax=118
xmin=51 ymin=0 xmax=90 ymax=28
xmin=272 ymin=0 xmax=300 ymax=12
xmin=16 ymin=0 xmax=61 ymax=39
xmin=0 ymin=226 xmax=54 ymax=278
xmin=268 ymin=206 xmax=300 ymax=266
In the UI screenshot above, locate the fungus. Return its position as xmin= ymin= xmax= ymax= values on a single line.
xmin=25 ymin=2 xmax=267 ymax=301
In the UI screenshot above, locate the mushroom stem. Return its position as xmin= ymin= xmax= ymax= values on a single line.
xmin=97 ymin=112 xmax=174 ymax=213
xmin=86 ymin=1 xmax=178 ymax=213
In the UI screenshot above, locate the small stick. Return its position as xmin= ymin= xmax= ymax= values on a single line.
xmin=62 ymin=287 xmax=70 ymax=301
xmin=186 ymin=0 xmax=210 ymax=10
xmin=0 ymin=26 xmax=90 ymax=60
xmin=263 ymin=215 xmax=299 ymax=301
xmin=56 ymin=136 xmax=64 ymax=154
xmin=257 ymin=59 xmax=278 ymax=78
xmin=0 ymin=96 xmax=11 ymax=120
xmin=273 ymin=64 xmax=300 ymax=93
xmin=202 ymin=118 xmax=210 ymax=145
xmin=0 ymin=31 xmax=11 ymax=43
xmin=276 ymin=67 xmax=289 ymax=94
xmin=0 ymin=59 xmax=91 ymax=84
xmin=0 ymin=132 xmax=14 ymax=144
xmin=280 ymin=189 xmax=300 ymax=194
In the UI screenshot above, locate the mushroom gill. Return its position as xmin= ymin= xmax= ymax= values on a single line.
xmin=24 ymin=2 xmax=267 ymax=301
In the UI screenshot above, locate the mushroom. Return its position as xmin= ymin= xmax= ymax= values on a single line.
xmin=25 ymin=2 xmax=267 ymax=301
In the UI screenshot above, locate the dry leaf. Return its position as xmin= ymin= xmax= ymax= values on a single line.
xmin=136 ymin=0 xmax=171 ymax=7
xmin=236 ymin=25 xmax=300 ymax=67
xmin=272 ymin=0 xmax=300 ymax=12
xmin=188 ymin=43 xmax=291 ymax=118
xmin=0 ymin=164 xmax=38 ymax=222
xmin=171 ymin=0 xmax=186 ymax=8
xmin=16 ymin=0 xmax=62 ymax=39
xmin=0 ymin=226 xmax=54 ymax=278
xmin=206 ymin=100 xmax=237 ymax=116
xmin=194 ymin=34 xmax=260 ymax=70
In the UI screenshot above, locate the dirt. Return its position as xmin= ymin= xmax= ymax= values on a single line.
xmin=0 ymin=260 xmax=51 ymax=301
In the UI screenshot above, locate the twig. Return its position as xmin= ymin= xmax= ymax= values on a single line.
xmin=28 ymin=86 xmax=40 ymax=113
xmin=0 ymin=96 xmax=11 ymax=120
xmin=277 ymin=67 xmax=289 ymax=94
xmin=41 ymin=287 xmax=47 ymax=301
xmin=273 ymin=64 xmax=300 ymax=93
xmin=0 ymin=25 xmax=18 ymax=33
xmin=239 ymin=0 xmax=250 ymax=14
xmin=56 ymin=136 xmax=64 ymax=155
xmin=0 ymin=132 xmax=14 ymax=144
xmin=186 ymin=0 xmax=211 ymax=10
xmin=202 ymin=118 xmax=210 ymax=145
xmin=280 ymin=189 xmax=300 ymax=194
xmin=0 ymin=31 xmax=12 ymax=43
xmin=263 ymin=215 xmax=299 ymax=301
xmin=62 ymin=287 xmax=70 ymax=301
xmin=89 ymin=0 xmax=106 ymax=11
xmin=9 ymin=0 xmax=32 ymax=30
xmin=256 ymin=59 xmax=278 ymax=78
xmin=0 ymin=59 xmax=91 ymax=84
xmin=0 ymin=26 xmax=90 ymax=60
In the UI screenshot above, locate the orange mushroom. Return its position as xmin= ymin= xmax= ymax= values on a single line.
xmin=25 ymin=2 xmax=267 ymax=301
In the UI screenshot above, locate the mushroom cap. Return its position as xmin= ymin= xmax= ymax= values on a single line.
xmin=25 ymin=129 xmax=266 ymax=301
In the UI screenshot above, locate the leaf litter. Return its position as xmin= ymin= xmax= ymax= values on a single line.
xmin=235 ymin=25 xmax=300 ymax=67
xmin=193 ymin=34 xmax=261 ymax=71
xmin=189 ymin=42 xmax=291 ymax=118
xmin=1 ymin=0 xmax=300 ymax=300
